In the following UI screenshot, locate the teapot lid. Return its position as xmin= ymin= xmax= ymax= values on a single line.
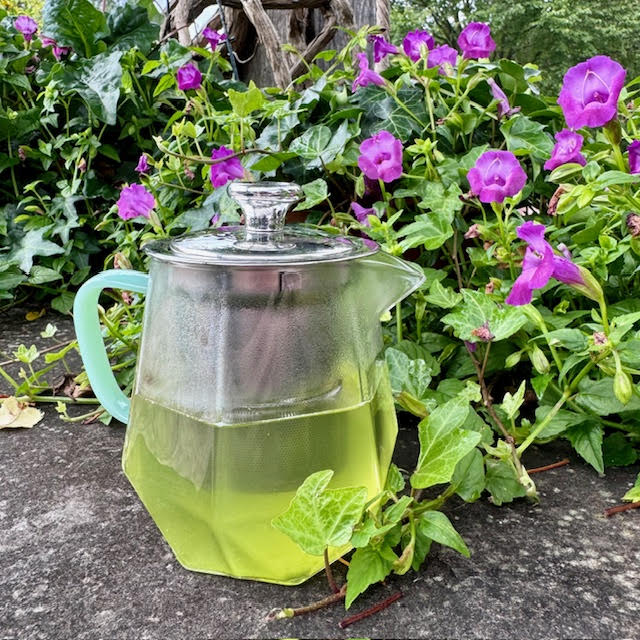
xmin=145 ymin=181 xmax=378 ymax=266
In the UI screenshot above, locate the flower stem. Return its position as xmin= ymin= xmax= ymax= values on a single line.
xmin=395 ymin=302 xmax=403 ymax=343
xmin=324 ymin=548 xmax=339 ymax=594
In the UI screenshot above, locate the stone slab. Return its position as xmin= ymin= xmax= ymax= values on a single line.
xmin=1 ymin=309 xmax=639 ymax=639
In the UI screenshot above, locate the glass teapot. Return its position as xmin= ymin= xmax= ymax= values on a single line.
xmin=74 ymin=182 xmax=424 ymax=585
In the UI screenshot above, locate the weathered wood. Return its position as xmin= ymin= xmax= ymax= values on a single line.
xmin=374 ymin=0 xmax=390 ymax=71
xmin=240 ymin=0 xmax=292 ymax=88
xmin=222 ymin=0 xmax=327 ymax=8
xmin=289 ymin=8 xmax=336 ymax=78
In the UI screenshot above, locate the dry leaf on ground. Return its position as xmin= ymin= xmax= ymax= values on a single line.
xmin=0 ymin=397 xmax=44 ymax=429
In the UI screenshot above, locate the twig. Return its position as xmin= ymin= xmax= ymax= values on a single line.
xmin=324 ymin=548 xmax=339 ymax=594
xmin=268 ymin=584 xmax=346 ymax=620
xmin=528 ymin=458 xmax=570 ymax=474
xmin=604 ymin=501 xmax=640 ymax=518
xmin=338 ymin=591 xmax=403 ymax=629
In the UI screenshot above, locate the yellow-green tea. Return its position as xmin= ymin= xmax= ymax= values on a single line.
xmin=123 ymin=366 xmax=397 ymax=585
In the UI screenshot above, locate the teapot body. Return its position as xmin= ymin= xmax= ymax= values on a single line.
xmin=122 ymin=256 xmax=399 ymax=583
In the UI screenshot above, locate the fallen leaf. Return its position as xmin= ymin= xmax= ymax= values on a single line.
xmin=25 ymin=309 xmax=46 ymax=321
xmin=0 ymin=397 xmax=44 ymax=429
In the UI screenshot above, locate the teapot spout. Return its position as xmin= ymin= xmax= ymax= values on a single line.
xmin=358 ymin=251 xmax=425 ymax=315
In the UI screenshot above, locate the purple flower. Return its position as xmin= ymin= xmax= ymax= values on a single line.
xmin=135 ymin=154 xmax=150 ymax=174
xmin=116 ymin=184 xmax=155 ymax=221
xmin=202 ymin=27 xmax=226 ymax=50
xmin=351 ymin=202 xmax=376 ymax=226
xmin=177 ymin=62 xmax=202 ymax=91
xmin=352 ymin=53 xmax=385 ymax=92
xmin=544 ymin=129 xmax=587 ymax=171
xmin=505 ymin=221 xmax=583 ymax=306
xmin=14 ymin=15 xmax=37 ymax=41
xmin=628 ymin=140 xmax=640 ymax=174
xmin=40 ymin=35 xmax=70 ymax=60
xmin=402 ymin=30 xmax=434 ymax=62
xmin=457 ymin=22 xmax=496 ymax=59
xmin=211 ymin=213 xmax=221 ymax=226
xmin=487 ymin=78 xmax=518 ymax=119
xmin=369 ymin=35 xmax=397 ymax=63
xmin=558 ymin=56 xmax=626 ymax=129
xmin=210 ymin=146 xmax=244 ymax=188
xmin=358 ymin=130 xmax=403 ymax=183
xmin=428 ymin=44 xmax=457 ymax=75
xmin=467 ymin=150 xmax=527 ymax=203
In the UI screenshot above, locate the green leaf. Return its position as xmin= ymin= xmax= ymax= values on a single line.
xmin=565 ymin=422 xmax=604 ymax=474
xmin=153 ymin=72 xmax=175 ymax=97
xmin=169 ymin=207 xmax=214 ymax=232
xmin=544 ymin=328 xmax=587 ymax=351
xmin=417 ymin=511 xmax=470 ymax=557
xmin=56 ymin=51 xmax=123 ymax=125
xmin=623 ymin=472 xmax=640 ymax=502
xmin=385 ymin=348 xmax=434 ymax=401
xmin=51 ymin=291 xmax=75 ymax=314
xmin=415 ymin=182 xmax=464 ymax=218
xmin=294 ymin=178 xmax=328 ymax=210
xmin=398 ymin=211 xmax=454 ymax=251
xmin=531 ymin=373 xmax=552 ymax=400
xmin=383 ymin=495 xmax=413 ymax=525
xmin=228 ymin=81 xmax=264 ymax=117
xmin=249 ymin=152 xmax=296 ymax=172
xmin=441 ymin=289 xmax=528 ymax=343
xmin=42 ymin=0 xmax=109 ymax=57
xmin=350 ymin=513 xmax=397 ymax=548
xmin=345 ymin=545 xmax=397 ymax=609
xmin=424 ymin=279 xmax=462 ymax=309
xmin=6 ymin=227 xmax=64 ymax=273
xmin=533 ymin=407 xmax=588 ymax=440
xmin=411 ymin=397 xmax=482 ymax=489
xmin=289 ymin=125 xmax=332 ymax=159
xmin=106 ymin=1 xmax=159 ymax=54
xmin=411 ymin=525 xmax=433 ymax=571
xmin=575 ymin=378 xmax=640 ymax=414
xmin=485 ymin=459 xmax=527 ymax=505
xmin=0 ymin=266 xmax=26 ymax=290
xmin=28 ymin=266 xmax=63 ymax=285
xmin=595 ymin=170 xmax=640 ymax=188
xmin=603 ymin=433 xmax=638 ymax=467
xmin=384 ymin=463 xmax=405 ymax=493
xmin=501 ymin=380 xmax=526 ymax=420
xmin=500 ymin=115 xmax=553 ymax=160
xmin=271 ymin=470 xmax=367 ymax=557
xmin=452 ymin=448 xmax=485 ymax=503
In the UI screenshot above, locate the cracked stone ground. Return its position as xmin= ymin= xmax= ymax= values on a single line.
xmin=1 ymin=308 xmax=639 ymax=639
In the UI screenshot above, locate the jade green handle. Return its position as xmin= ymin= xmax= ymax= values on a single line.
xmin=73 ymin=270 xmax=149 ymax=424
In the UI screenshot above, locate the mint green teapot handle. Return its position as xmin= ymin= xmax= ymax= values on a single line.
xmin=73 ymin=270 xmax=149 ymax=423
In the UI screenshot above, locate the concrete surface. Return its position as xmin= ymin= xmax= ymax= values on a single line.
xmin=1 ymin=308 xmax=639 ymax=639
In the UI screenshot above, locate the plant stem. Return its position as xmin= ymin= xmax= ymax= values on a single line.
xmin=604 ymin=501 xmax=640 ymax=517
xmin=528 ymin=458 xmax=570 ymax=474
xmin=324 ymin=548 xmax=339 ymax=594
xmin=395 ymin=302 xmax=403 ymax=343
xmin=339 ymin=591 xmax=403 ymax=629
xmin=16 ymin=395 xmax=100 ymax=405
xmin=270 ymin=584 xmax=346 ymax=620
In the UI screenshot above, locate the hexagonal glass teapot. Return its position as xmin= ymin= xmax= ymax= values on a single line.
xmin=74 ymin=182 xmax=424 ymax=585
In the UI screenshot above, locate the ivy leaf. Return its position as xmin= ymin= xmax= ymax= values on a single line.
xmin=350 ymin=513 xmax=397 ymax=548
xmin=424 ymin=279 xmax=462 ymax=309
xmin=623 ymin=472 xmax=640 ymax=502
xmin=441 ymin=289 xmax=528 ymax=343
xmin=56 ymin=51 xmax=124 ymax=125
xmin=398 ymin=211 xmax=454 ymax=251
xmin=452 ymin=449 xmax=485 ymax=503
xmin=385 ymin=348 xmax=435 ymax=401
xmin=7 ymin=227 xmax=64 ymax=273
xmin=271 ymin=470 xmax=367 ymax=557
xmin=411 ymin=397 xmax=481 ymax=489
xmin=485 ymin=459 xmax=526 ymax=505
xmin=417 ymin=511 xmax=470 ymax=557
xmin=227 ymin=81 xmax=264 ymax=117
xmin=289 ymin=125 xmax=332 ymax=159
xmin=294 ymin=178 xmax=328 ymax=210
xmin=500 ymin=115 xmax=553 ymax=161
xmin=345 ymin=545 xmax=397 ymax=609
xmin=42 ymin=0 xmax=109 ymax=57
xmin=565 ymin=422 xmax=604 ymax=474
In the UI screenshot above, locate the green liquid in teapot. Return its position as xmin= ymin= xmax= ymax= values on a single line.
xmin=122 ymin=363 xmax=397 ymax=585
